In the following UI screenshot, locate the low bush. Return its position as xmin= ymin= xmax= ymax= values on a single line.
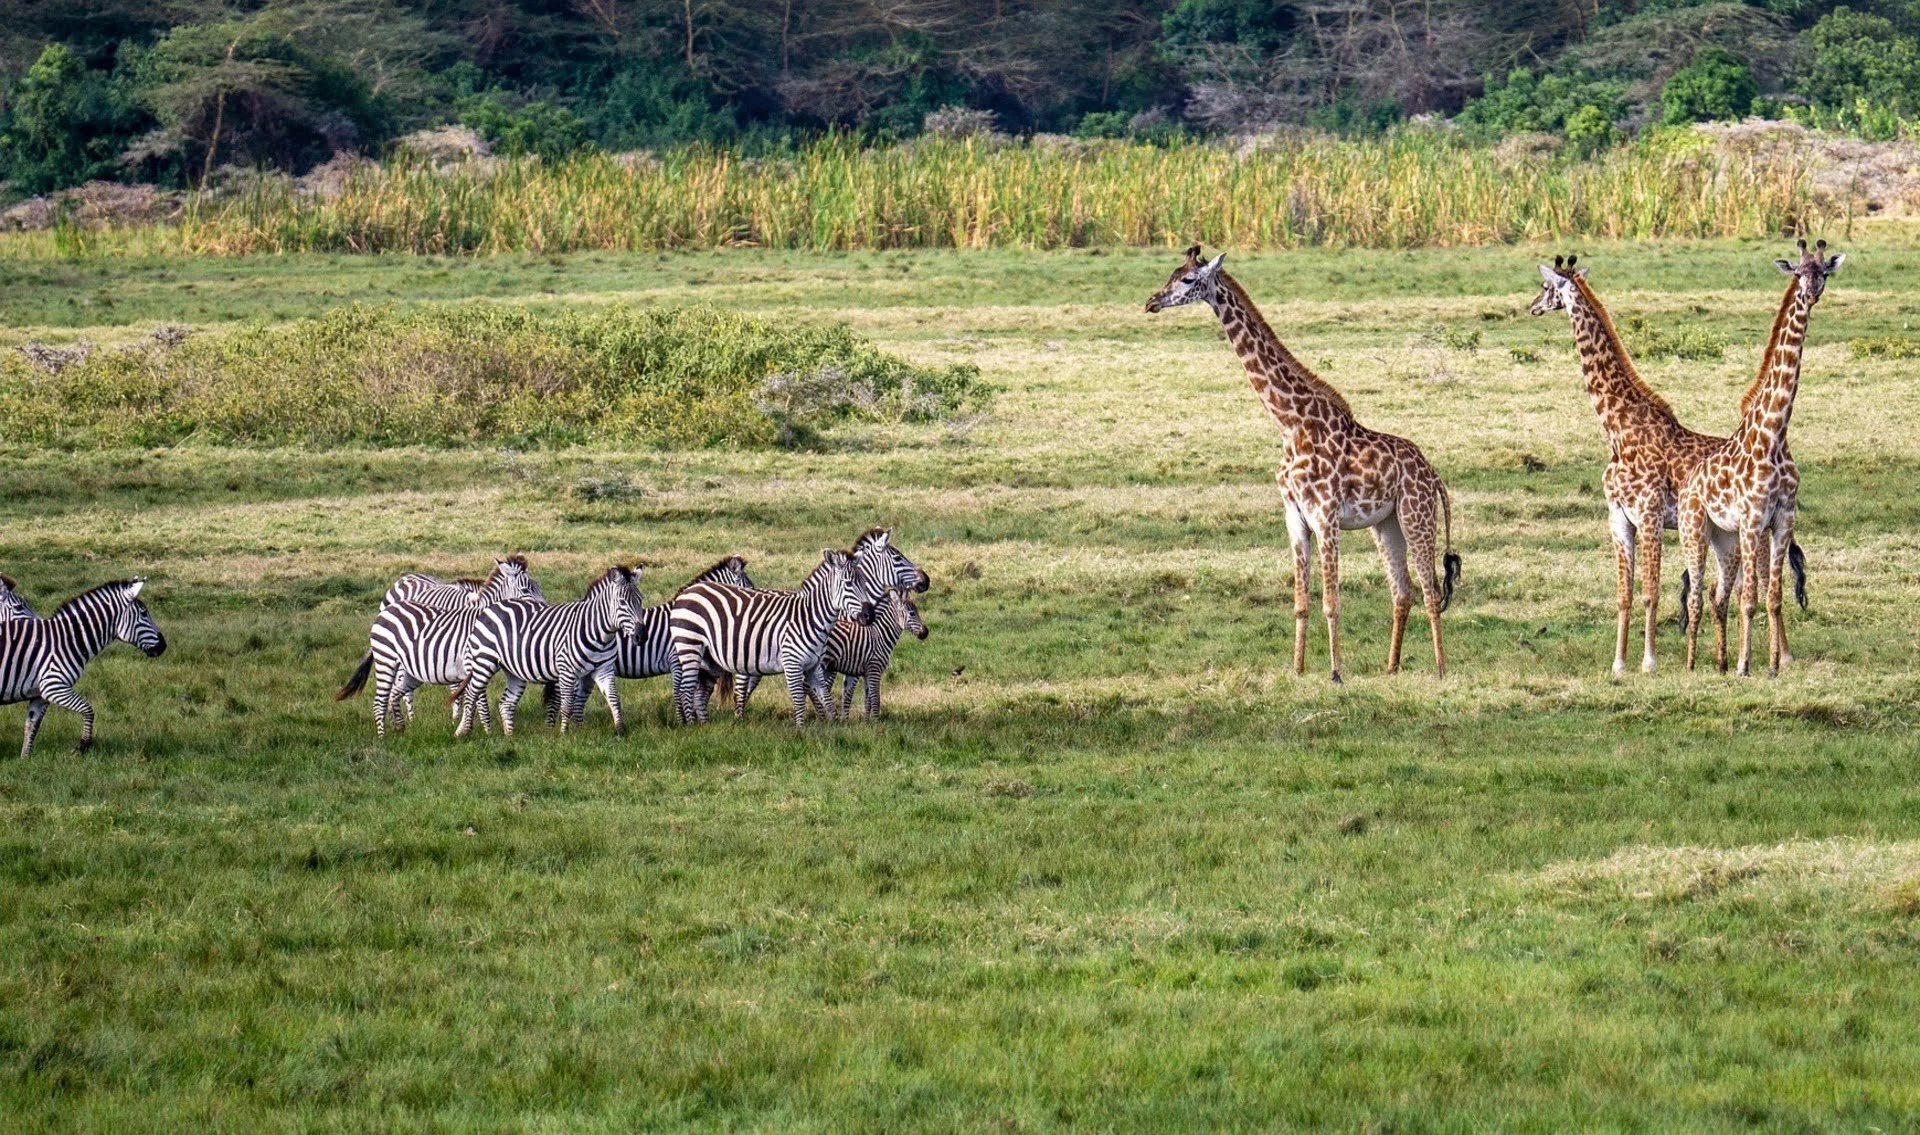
xmin=0 ymin=303 xmax=990 ymax=449
xmin=1849 ymin=336 xmax=1920 ymax=359
xmin=1620 ymin=312 xmax=1727 ymax=362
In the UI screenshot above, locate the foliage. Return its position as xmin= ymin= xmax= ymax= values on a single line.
xmin=1455 ymin=69 xmax=1629 ymax=139
xmin=1620 ymin=311 xmax=1729 ymax=360
xmin=1660 ymin=46 xmax=1759 ymax=124
xmin=455 ymin=91 xmax=592 ymax=161
xmin=1795 ymin=7 xmax=1920 ymax=118
xmin=1849 ymin=334 xmax=1920 ymax=357
xmin=0 ymin=303 xmax=989 ymax=448
xmin=149 ymin=135 xmax=1820 ymax=256
xmin=0 ymin=44 xmax=147 ymax=194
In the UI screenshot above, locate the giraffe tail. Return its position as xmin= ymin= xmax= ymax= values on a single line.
xmin=335 ymin=652 xmax=373 ymax=700
xmin=1789 ymin=541 xmax=1807 ymax=611
xmin=1438 ymin=485 xmax=1461 ymax=614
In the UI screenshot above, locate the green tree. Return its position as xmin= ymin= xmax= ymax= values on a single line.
xmin=0 ymin=43 xmax=146 ymax=193
xmin=1660 ymin=45 xmax=1757 ymax=124
xmin=1796 ymin=7 xmax=1920 ymax=116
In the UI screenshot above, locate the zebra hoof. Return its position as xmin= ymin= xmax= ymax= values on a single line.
xmin=74 ymin=739 xmax=93 ymax=754
xmin=1329 ymin=670 xmax=1343 ymax=685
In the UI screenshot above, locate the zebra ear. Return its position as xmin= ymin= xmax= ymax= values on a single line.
xmin=125 ymin=579 xmax=145 ymax=599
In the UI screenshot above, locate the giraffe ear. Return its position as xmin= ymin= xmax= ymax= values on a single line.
xmin=1825 ymin=252 xmax=1845 ymax=273
xmin=1537 ymin=264 xmax=1559 ymax=284
xmin=1199 ymin=252 xmax=1225 ymax=278
xmin=1573 ymin=267 xmax=1588 ymax=279
xmin=1774 ymin=258 xmax=1797 ymax=274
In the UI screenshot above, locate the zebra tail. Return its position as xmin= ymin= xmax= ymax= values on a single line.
xmin=1677 ymin=571 xmax=1691 ymax=631
xmin=1438 ymin=485 xmax=1461 ymax=614
xmin=447 ymin=679 xmax=465 ymax=707
xmin=335 ymin=653 xmax=374 ymax=701
xmin=714 ymin=673 xmax=735 ymax=708
xmin=1790 ymin=541 xmax=1807 ymax=611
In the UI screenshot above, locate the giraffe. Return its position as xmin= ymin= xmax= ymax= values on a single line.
xmin=1145 ymin=246 xmax=1461 ymax=681
xmin=1530 ymin=254 xmax=1727 ymax=675
xmin=1681 ymin=239 xmax=1841 ymax=678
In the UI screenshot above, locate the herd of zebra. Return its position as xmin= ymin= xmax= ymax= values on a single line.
xmin=333 ymin=527 xmax=932 ymax=738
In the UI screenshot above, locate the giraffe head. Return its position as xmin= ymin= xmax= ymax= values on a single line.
xmin=1144 ymin=244 xmax=1226 ymax=313
xmin=1529 ymin=254 xmax=1585 ymax=317
xmin=1775 ymin=238 xmax=1844 ymax=305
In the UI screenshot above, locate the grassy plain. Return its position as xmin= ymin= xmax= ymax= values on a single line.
xmin=1 ymin=236 xmax=1919 ymax=1130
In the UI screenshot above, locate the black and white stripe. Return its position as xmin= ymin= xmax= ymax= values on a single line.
xmin=0 ymin=579 xmax=166 ymax=757
xmin=669 ymin=549 xmax=862 ymax=725
xmin=820 ymin=587 xmax=927 ymax=719
xmin=0 ymin=574 xmax=38 ymax=622
xmin=456 ymin=565 xmax=643 ymax=737
xmin=381 ymin=555 xmax=543 ymax=612
xmin=337 ymin=603 xmax=491 ymax=737
xmin=546 ymin=556 xmax=755 ymax=726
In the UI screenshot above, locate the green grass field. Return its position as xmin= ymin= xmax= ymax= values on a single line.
xmin=2 ymin=235 xmax=1919 ymax=1131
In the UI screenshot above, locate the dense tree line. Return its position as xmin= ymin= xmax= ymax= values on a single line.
xmin=4 ymin=0 xmax=1920 ymax=194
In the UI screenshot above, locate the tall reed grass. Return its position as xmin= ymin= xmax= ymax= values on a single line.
xmin=4 ymin=133 xmax=1829 ymax=259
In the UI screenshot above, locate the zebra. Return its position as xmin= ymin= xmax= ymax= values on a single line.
xmin=544 ymin=555 xmax=755 ymax=727
xmin=819 ymin=586 xmax=927 ymax=719
xmin=668 ymin=549 xmax=864 ymax=726
xmin=381 ymin=555 xmax=543 ymax=612
xmin=0 ymin=575 xmax=38 ymax=621
xmin=456 ymin=565 xmax=643 ymax=738
xmin=0 ymin=579 xmax=166 ymax=757
xmin=722 ymin=529 xmax=930 ymax=714
xmin=336 ymin=603 xmax=493 ymax=737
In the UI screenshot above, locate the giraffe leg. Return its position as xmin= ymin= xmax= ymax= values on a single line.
xmin=1766 ymin=518 xmax=1797 ymax=676
xmin=1317 ymin=523 xmax=1343 ymax=683
xmin=1401 ymin=509 xmax=1447 ymax=681
xmin=1767 ymin=520 xmax=1794 ymax=678
xmin=1680 ymin=500 xmax=1710 ymax=672
xmin=1370 ymin=514 xmax=1413 ymax=676
xmin=1607 ymin=504 xmax=1636 ymax=677
xmin=1736 ymin=526 xmax=1767 ymax=677
xmin=1636 ymin=507 xmax=1665 ymax=674
xmin=1285 ymin=499 xmax=1313 ymax=677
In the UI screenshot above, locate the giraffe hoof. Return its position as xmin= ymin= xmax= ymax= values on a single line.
xmin=1611 ymin=662 xmax=1627 ymax=678
xmin=1641 ymin=658 xmax=1657 ymax=675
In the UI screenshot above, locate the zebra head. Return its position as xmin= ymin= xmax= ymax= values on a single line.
xmin=492 ymin=555 xmax=545 ymax=602
xmin=586 ymin=564 xmax=644 ymax=638
xmin=1144 ymin=245 xmax=1225 ymax=314
xmin=0 ymin=574 xmax=36 ymax=621
xmin=889 ymin=587 xmax=928 ymax=640
xmin=851 ymin=529 xmax=929 ymax=617
xmin=818 ymin=548 xmax=868 ymax=624
xmin=116 ymin=579 xmax=167 ymax=657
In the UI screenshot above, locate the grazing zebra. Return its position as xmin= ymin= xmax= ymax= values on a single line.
xmin=819 ymin=587 xmax=927 ymax=719
xmin=456 ymin=565 xmax=643 ymax=738
xmin=381 ymin=555 xmax=542 ymax=612
xmin=669 ymin=549 xmax=863 ymax=725
xmin=545 ymin=556 xmax=755 ymax=727
xmin=723 ymin=529 xmax=931 ymax=714
xmin=0 ymin=579 xmax=166 ymax=757
xmin=336 ymin=603 xmax=492 ymax=737
xmin=0 ymin=575 xmax=37 ymax=621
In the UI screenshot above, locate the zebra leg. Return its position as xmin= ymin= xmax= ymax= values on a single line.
xmin=865 ymin=665 xmax=884 ymax=719
xmin=543 ymin=680 xmax=561 ymax=727
xmin=455 ymin=659 xmax=496 ymax=739
xmin=404 ymin=687 xmax=418 ymax=722
xmin=500 ymin=677 xmax=527 ymax=736
xmin=839 ymin=675 xmax=859 ymax=719
xmin=20 ymin=697 xmax=48 ymax=758
xmin=41 ymin=681 xmax=95 ymax=752
xmin=734 ymin=674 xmax=761 ymax=721
xmin=784 ymin=664 xmax=811 ymax=726
xmin=595 ymin=667 xmax=625 ymax=736
xmin=670 ymin=648 xmax=710 ymax=725
xmin=371 ymin=668 xmax=391 ymax=739
xmin=808 ymin=664 xmax=838 ymax=723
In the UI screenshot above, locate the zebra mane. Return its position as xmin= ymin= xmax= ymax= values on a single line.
xmin=690 ymin=555 xmax=747 ymax=582
xmin=854 ymin=527 xmax=890 ymax=548
xmin=52 ymin=580 xmax=137 ymax=617
xmin=0 ymin=573 xmax=15 ymax=590
xmin=454 ymin=577 xmax=488 ymax=587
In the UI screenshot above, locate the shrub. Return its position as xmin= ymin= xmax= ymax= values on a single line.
xmin=1797 ymin=9 xmax=1920 ymax=121
xmin=1621 ymin=312 xmax=1727 ymax=361
xmin=1564 ymin=105 xmax=1619 ymax=157
xmin=1849 ymin=336 xmax=1920 ymax=359
xmin=0 ymin=304 xmax=991 ymax=449
xmin=1660 ymin=47 xmax=1758 ymax=126
xmin=0 ymin=44 xmax=147 ymax=194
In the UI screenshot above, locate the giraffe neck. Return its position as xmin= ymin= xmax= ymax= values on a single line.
xmin=1735 ymin=281 xmax=1812 ymax=454
xmin=1563 ymin=277 xmax=1679 ymax=438
xmin=1206 ymin=273 xmax=1353 ymax=441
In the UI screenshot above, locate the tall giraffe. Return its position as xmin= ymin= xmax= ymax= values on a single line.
xmin=1682 ymin=239 xmax=1841 ymax=677
xmin=1530 ymin=255 xmax=1725 ymax=674
xmin=1145 ymin=246 xmax=1461 ymax=681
